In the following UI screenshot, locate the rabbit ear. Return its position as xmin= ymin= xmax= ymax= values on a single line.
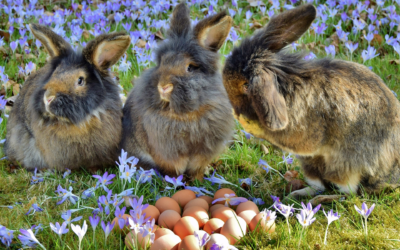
xmin=168 ymin=3 xmax=191 ymax=37
xmin=29 ymin=24 xmax=72 ymax=57
xmin=263 ymin=4 xmax=316 ymax=51
xmin=83 ymin=32 xmax=131 ymax=73
xmin=249 ymin=70 xmax=288 ymax=131
xmin=194 ymin=11 xmax=232 ymax=52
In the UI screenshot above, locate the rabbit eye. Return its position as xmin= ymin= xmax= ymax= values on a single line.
xmin=77 ymin=77 xmax=84 ymax=86
xmin=186 ymin=64 xmax=198 ymax=72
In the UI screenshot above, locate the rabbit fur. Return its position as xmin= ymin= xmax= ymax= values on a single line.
xmin=223 ymin=4 xmax=400 ymax=197
xmin=5 ymin=24 xmax=131 ymax=171
xmin=121 ymin=3 xmax=234 ymax=180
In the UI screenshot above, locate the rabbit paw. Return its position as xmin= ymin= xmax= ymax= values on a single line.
xmin=283 ymin=187 xmax=319 ymax=203
xmin=308 ymin=195 xmax=346 ymax=206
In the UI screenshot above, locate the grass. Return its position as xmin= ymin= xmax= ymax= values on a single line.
xmin=1 ymin=0 xmax=400 ymax=249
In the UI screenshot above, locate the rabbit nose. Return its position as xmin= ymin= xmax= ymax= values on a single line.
xmin=47 ymin=96 xmax=55 ymax=104
xmin=158 ymin=84 xmax=173 ymax=101
xmin=161 ymin=84 xmax=173 ymax=93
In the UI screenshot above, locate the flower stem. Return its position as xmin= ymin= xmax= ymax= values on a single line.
xmin=286 ymin=217 xmax=291 ymax=236
xmin=298 ymin=227 xmax=304 ymax=248
xmin=365 ymin=218 xmax=368 ymax=236
xmin=93 ymin=230 xmax=96 ymax=250
xmin=324 ymin=224 xmax=330 ymax=245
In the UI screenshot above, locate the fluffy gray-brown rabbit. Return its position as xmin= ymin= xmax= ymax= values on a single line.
xmin=5 ymin=24 xmax=131 ymax=171
xmin=223 ymin=4 xmax=400 ymax=198
xmin=121 ymin=3 xmax=234 ymax=180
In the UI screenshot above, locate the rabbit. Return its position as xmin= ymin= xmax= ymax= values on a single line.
xmin=222 ymin=4 xmax=400 ymax=199
xmin=4 ymin=24 xmax=131 ymax=171
xmin=121 ymin=3 xmax=234 ymax=180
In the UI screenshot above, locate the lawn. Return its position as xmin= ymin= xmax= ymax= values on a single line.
xmin=1 ymin=0 xmax=400 ymax=249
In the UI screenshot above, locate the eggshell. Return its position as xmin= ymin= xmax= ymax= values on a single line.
xmin=212 ymin=207 xmax=237 ymax=222
xmin=154 ymin=228 xmax=174 ymax=241
xmin=178 ymin=235 xmax=199 ymax=250
xmin=172 ymin=190 xmax=196 ymax=207
xmin=213 ymin=188 xmax=236 ymax=205
xmin=125 ymin=230 xmax=152 ymax=250
xmin=199 ymin=195 xmax=213 ymax=205
xmin=143 ymin=205 xmax=160 ymax=222
xmin=173 ymin=216 xmax=199 ymax=239
xmin=155 ymin=197 xmax=181 ymax=214
xmin=150 ymin=234 xmax=181 ymax=250
xmin=203 ymin=218 xmax=224 ymax=234
xmin=249 ymin=213 xmax=276 ymax=233
xmin=158 ymin=210 xmax=181 ymax=230
xmin=184 ymin=198 xmax=209 ymax=212
xmin=238 ymin=210 xmax=257 ymax=225
xmin=220 ymin=216 xmax=247 ymax=244
xmin=182 ymin=206 xmax=209 ymax=228
xmin=236 ymin=201 xmax=260 ymax=215
xmin=209 ymin=204 xmax=224 ymax=214
xmin=206 ymin=233 xmax=229 ymax=249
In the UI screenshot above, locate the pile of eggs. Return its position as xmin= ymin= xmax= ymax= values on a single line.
xmin=122 ymin=188 xmax=275 ymax=250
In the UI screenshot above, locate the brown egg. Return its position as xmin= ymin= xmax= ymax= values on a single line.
xmin=198 ymin=195 xmax=213 ymax=205
xmin=238 ymin=210 xmax=257 ymax=225
xmin=209 ymin=204 xmax=224 ymax=214
xmin=125 ymin=230 xmax=152 ymax=250
xmin=213 ymin=188 xmax=236 ymax=205
xmin=203 ymin=218 xmax=224 ymax=234
xmin=155 ymin=197 xmax=181 ymax=214
xmin=172 ymin=190 xmax=196 ymax=208
xmin=249 ymin=213 xmax=276 ymax=233
xmin=221 ymin=216 xmax=247 ymax=244
xmin=143 ymin=205 xmax=160 ymax=222
xmin=212 ymin=207 xmax=237 ymax=222
xmin=154 ymin=228 xmax=174 ymax=241
xmin=150 ymin=234 xmax=181 ymax=250
xmin=173 ymin=216 xmax=199 ymax=240
xmin=236 ymin=201 xmax=260 ymax=215
xmin=178 ymin=235 xmax=199 ymax=250
xmin=206 ymin=233 xmax=229 ymax=249
xmin=182 ymin=206 xmax=209 ymax=228
xmin=184 ymin=198 xmax=209 ymax=212
xmin=158 ymin=210 xmax=181 ymax=230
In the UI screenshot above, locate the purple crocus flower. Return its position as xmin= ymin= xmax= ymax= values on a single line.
xmin=55 ymin=185 xmax=79 ymax=205
xmin=63 ymin=168 xmax=71 ymax=179
xmin=392 ymin=42 xmax=400 ymax=56
xmin=0 ymin=226 xmax=14 ymax=248
xmin=50 ymin=222 xmax=69 ymax=237
xmin=238 ymin=178 xmax=252 ymax=186
xmin=204 ymin=170 xmax=232 ymax=188
xmin=212 ymin=194 xmax=248 ymax=207
xmin=25 ymin=203 xmax=44 ymax=215
xmin=89 ymin=215 xmax=100 ymax=231
xmin=10 ymin=41 xmax=18 ymax=53
xmin=281 ymin=153 xmax=294 ymax=165
xmin=301 ymin=202 xmax=321 ymax=216
xmin=245 ymin=10 xmax=252 ymax=21
xmin=241 ymin=130 xmax=253 ymax=139
xmin=354 ymin=202 xmax=375 ymax=219
xmin=210 ymin=243 xmax=238 ymax=250
xmin=30 ymin=168 xmax=44 ymax=185
xmin=101 ymin=220 xmax=115 ymax=240
xmin=184 ymin=186 xmax=214 ymax=197
xmin=361 ymin=46 xmax=379 ymax=62
xmin=364 ymin=32 xmax=374 ymax=45
xmin=18 ymin=229 xmax=45 ymax=249
xmin=165 ymin=175 xmax=185 ymax=189
xmin=296 ymin=209 xmax=316 ymax=227
xmin=252 ymin=197 xmax=265 ymax=205
xmin=304 ymin=52 xmax=317 ymax=60
xmin=345 ymin=42 xmax=358 ymax=54
xmin=194 ymin=230 xmax=210 ymax=248
xmin=385 ymin=35 xmax=398 ymax=46
xmin=92 ymin=172 xmax=115 ymax=192
xmin=258 ymin=158 xmax=270 ymax=173
xmin=61 ymin=210 xmax=83 ymax=225
xmin=139 ymin=219 xmax=156 ymax=244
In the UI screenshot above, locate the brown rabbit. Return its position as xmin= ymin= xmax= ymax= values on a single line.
xmin=223 ymin=4 xmax=400 ymax=199
xmin=5 ymin=24 xmax=131 ymax=171
xmin=121 ymin=3 xmax=234 ymax=180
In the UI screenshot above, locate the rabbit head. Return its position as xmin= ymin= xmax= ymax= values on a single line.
xmin=223 ymin=4 xmax=316 ymax=131
xmin=148 ymin=3 xmax=232 ymax=114
xmin=29 ymin=24 xmax=130 ymax=124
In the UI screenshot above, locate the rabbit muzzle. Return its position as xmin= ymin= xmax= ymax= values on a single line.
xmin=158 ymin=83 xmax=174 ymax=102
